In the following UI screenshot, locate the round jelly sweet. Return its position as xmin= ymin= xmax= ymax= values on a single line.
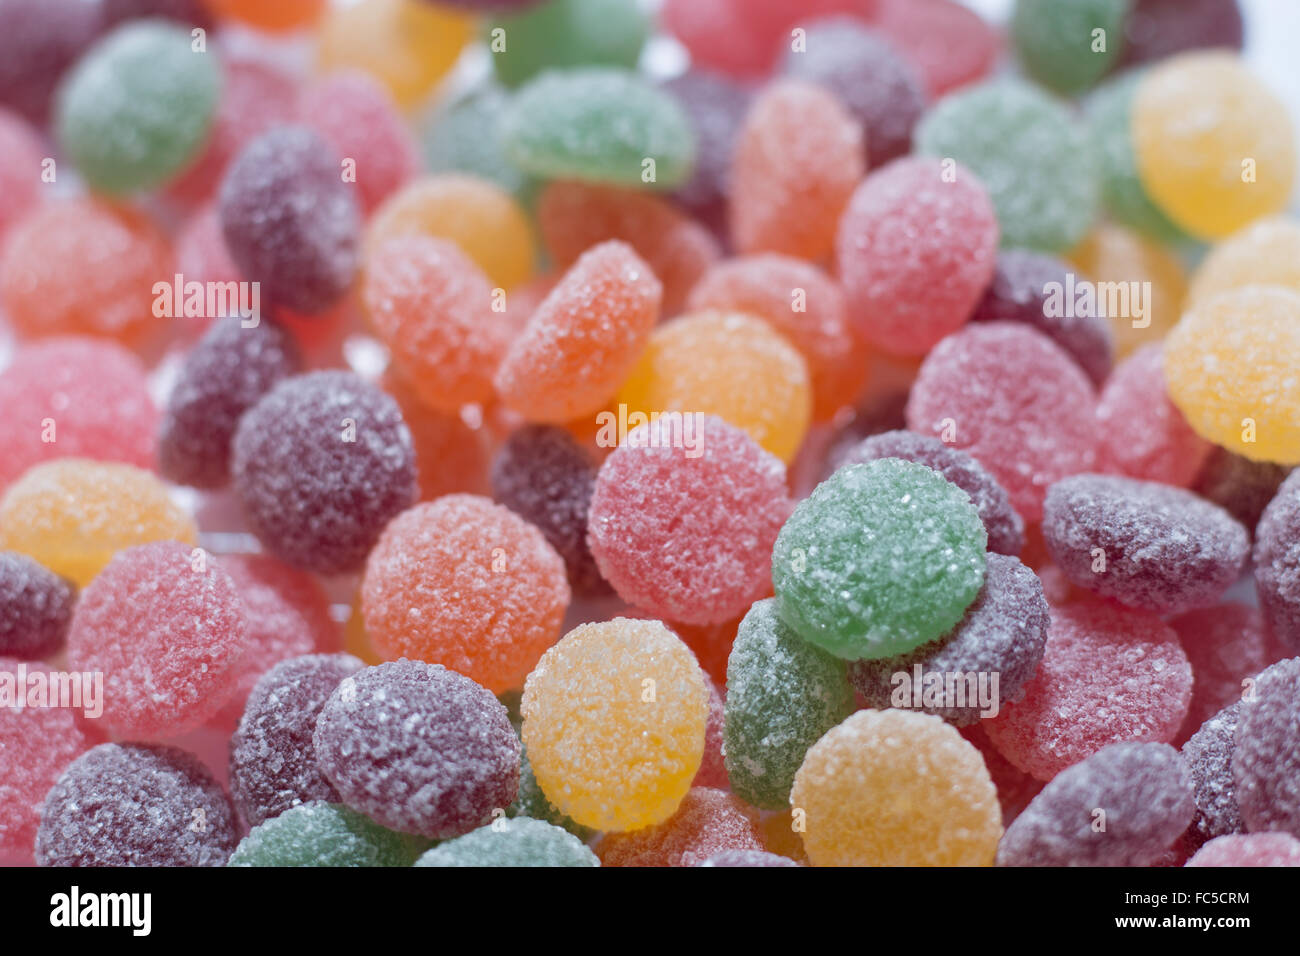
xmin=383 ymin=369 xmax=492 ymax=501
xmin=0 ymin=553 xmax=75 ymax=661
xmin=1195 ymin=447 xmax=1291 ymax=537
xmin=0 ymin=0 xmax=102 ymax=123
xmin=1186 ymin=833 xmax=1300 ymax=868
xmin=487 ymin=0 xmax=648 ymax=89
xmin=595 ymin=787 xmax=762 ymax=867
xmin=875 ymin=0 xmax=998 ymax=98
xmin=1254 ymin=471 xmax=1300 ymax=649
xmin=1188 ymin=218 xmax=1300 ymax=307
xmin=1232 ymin=656 xmax=1300 ymax=837
xmin=1010 ymin=0 xmax=1130 ymax=95
xmin=661 ymin=70 xmax=750 ymax=228
xmin=1120 ymin=0 xmax=1243 ymax=67
xmin=1182 ymin=702 xmax=1244 ymax=848
xmin=1172 ymin=604 xmax=1280 ymax=741
xmin=228 ymin=802 xmax=429 ymax=868
xmin=415 ymin=817 xmax=599 ymax=867
xmin=422 ymin=85 xmax=535 ymax=201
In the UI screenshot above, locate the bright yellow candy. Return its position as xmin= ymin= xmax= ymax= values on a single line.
xmin=520 ymin=618 xmax=707 ymax=832
xmin=1189 ymin=218 xmax=1300 ymax=307
xmin=366 ymin=175 xmax=536 ymax=290
xmin=1068 ymin=223 xmax=1187 ymax=358
xmin=316 ymin=0 xmax=472 ymax=109
xmin=1164 ymin=286 xmax=1300 ymax=465
xmin=616 ymin=310 xmax=812 ymax=463
xmin=1133 ymin=52 xmax=1296 ymax=239
xmin=790 ymin=709 xmax=1002 ymax=867
xmin=0 ymin=460 xmax=197 ymax=586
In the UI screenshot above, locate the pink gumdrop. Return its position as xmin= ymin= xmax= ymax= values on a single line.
xmin=67 ymin=542 xmax=250 ymax=739
xmin=299 ymin=70 xmax=420 ymax=215
xmin=835 ymin=156 xmax=998 ymax=356
xmin=906 ymin=322 xmax=1098 ymax=522
xmin=587 ymin=414 xmax=790 ymax=626
xmin=167 ymin=52 xmax=299 ymax=204
xmin=693 ymin=679 xmax=729 ymax=790
xmin=873 ymin=0 xmax=1000 ymax=97
xmin=1186 ymin=833 xmax=1300 ymax=867
xmin=596 ymin=787 xmax=763 ymax=866
xmin=0 ymin=658 xmax=93 ymax=862
xmin=207 ymin=553 xmax=342 ymax=731
xmin=1095 ymin=344 xmax=1211 ymax=487
xmin=176 ymin=203 xmax=242 ymax=285
xmin=0 ymin=337 xmax=159 ymax=490
xmin=985 ymin=599 xmax=1192 ymax=781
xmin=0 ymin=108 xmax=43 ymax=239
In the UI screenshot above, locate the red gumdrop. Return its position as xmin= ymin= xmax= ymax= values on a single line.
xmin=906 ymin=322 xmax=1098 ymax=522
xmin=596 ymin=787 xmax=763 ymax=866
xmin=873 ymin=0 xmax=999 ymax=97
xmin=836 ymin=156 xmax=998 ymax=356
xmin=0 ymin=108 xmax=42 ymax=239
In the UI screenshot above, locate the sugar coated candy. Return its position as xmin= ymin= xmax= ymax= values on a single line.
xmin=596 ymin=787 xmax=762 ymax=867
xmin=0 ymin=553 xmax=75 ymax=661
xmin=520 ymin=618 xmax=708 ymax=832
xmin=314 ymin=660 xmax=520 ymax=839
xmin=875 ymin=0 xmax=997 ymax=97
xmin=791 ymin=709 xmax=1003 ymax=866
xmin=1186 ymin=833 xmax=1300 ymax=868
xmin=0 ymin=0 xmax=101 ymax=122
xmin=696 ymin=850 xmax=800 ymax=868
xmin=1172 ymin=605 xmax=1279 ymax=738
xmin=1253 ymin=471 xmax=1300 ymax=650
xmin=422 ymin=86 xmax=534 ymax=200
xmin=36 ymin=743 xmax=238 ymax=867
xmin=1120 ymin=0 xmax=1243 ymax=67
xmin=228 ymin=802 xmax=429 ymax=868
xmin=661 ymin=70 xmax=750 ymax=227
xmin=1188 ymin=218 xmax=1300 ymax=307
xmin=1010 ymin=0 xmax=1130 ymax=94
xmin=487 ymin=0 xmax=649 ymax=89
xmin=415 ymin=817 xmax=599 ymax=868
xmin=997 ymin=742 xmax=1195 ymax=867
xmin=1181 ymin=703 xmax=1244 ymax=849
xmin=1232 ymin=657 xmax=1300 ymax=837
xmin=772 ymin=458 xmax=987 ymax=661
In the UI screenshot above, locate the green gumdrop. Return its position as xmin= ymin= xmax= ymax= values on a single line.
xmin=414 ymin=817 xmax=599 ymax=867
xmin=1011 ymin=0 xmax=1131 ymax=95
xmin=488 ymin=0 xmax=650 ymax=89
xmin=772 ymin=459 xmax=988 ymax=661
xmin=915 ymin=79 xmax=1099 ymax=253
xmin=55 ymin=20 xmax=220 ymax=196
xmin=723 ymin=599 xmax=856 ymax=810
xmin=422 ymin=86 xmax=537 ymax=203
xmin=501 ymin=67 xmax=696 ymax=189
xmin=1086 ymin=71 xmax=1189 ymax=244
xmin=227 ymin=803 xmax=432 ymax=867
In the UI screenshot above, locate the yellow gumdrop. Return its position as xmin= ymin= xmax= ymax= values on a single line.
xmin=1133 ymin=52 xmax=1296 ymax=239
xmin=366 ymin=174 xmax=536 ymax=290
xmin=1068 ymin=223 xmax=1187 ymax=358
xmin=1189 ymin=218 xmax=1300 ymax=307
xmin=316 ymin=0 xmax=472 ymax=109
xmin=0 ymin=460 xmax=197 ymax=586
xmin=520 ymin=618 xmax=707 ymax=832
xmin=790 ymin=709 xmax=1002 ymax=867
xmin=616 ymin=310 xmax=812 ymax=463
xmin=1164 ymin=286 xmax=1300 ymax=465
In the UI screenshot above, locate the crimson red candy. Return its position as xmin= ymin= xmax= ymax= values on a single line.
xmin=874 ymin=0 xmax=998 ymax=97
xmin=595 ymin=787 xmax=763 ymax=867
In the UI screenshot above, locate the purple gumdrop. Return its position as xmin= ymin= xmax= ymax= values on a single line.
xmin=1043 ymin=474 xmax=1249 ymax=614
xmin=840 ymin=429 xmax=1025 ymax=556
xmin=101 ymin=0 xmax=213 ymax=29
xmin=313 ymin=660 xmax=520 ymax=839
xmin=0 ymin=551 xmax=75 ymax=660
xmin=159 ymin=317 xmax=301 ymax=489
xmin=996 ymin=742 xmax=1195 ymax=867
xmin=1181 ymin=702 xmax=1243 ymax=851
xmin=0 ymin=0 xmax=102 ymax=123
xmin=662 ymin=70 xmax=752 ymax=231
xmin=781 ymin=19 xmax=926 ymax=169
xmin=490 ymin=425 xmax=610 ymax=597
xmin=1252 ymin=470 xmax=1300 ymax=650
xmin=1119 ymin=0 xmax=1243 ymax=68
xmin=1194 ymin=446 xmax=1290 ymax=538
xmin=696 ymin=849 xmax=799 ymax=867
xmin=849 ymin=552 xmax=1049 ymax=725
xmin=1232 ymin=657 xmax=1300 ymax=838
xmin=229 ymin=653 xmax=364 ymax=828
xmin=35 ymin=743 xmax=239 ymax=867
xmin=219 ymin=125 xmax=360 ymax=315
xmin=232 ymin=370 xmax=417 ymax=574
xmin=970 ymin=249 xmax=1113 ymax=386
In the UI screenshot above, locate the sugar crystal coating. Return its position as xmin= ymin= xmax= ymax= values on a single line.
xmin=1232 ymin=656 xmax=1300 ymax=837
xmin=415 ymin=817 xmax=599 ymax=867
xmin=1010 ymin=0 xmax=1129 ymax=94
xmin=1181 ymin=702 xmax=1244 ymax=850
xmin=875 ymin=0 xmax=997 ymax=97
xmin=723 ymin=599 xmax=855 ymax=809
xmin=693 ymin=678 xmax=729 ymax=791
xmin=985 ymin=599 xmax=1193 ymax=781
xmin=232 ymin=371 xmax=417 ymax=574
xmin=520 ymin=618 xmax=708 ymax=832
xmin=850 ymin=553 xmax=1050 ymax=725
xmin=1189 ymin=218 xmax=1300 ymax=307
xmin=587 ymin=415 xmax=789 ymax=625
xmin=791 ymin=709 xmax=1002 ymax=866
xmin=230 ymin=654 xmax=364 ymax=828
xmin=1186 ymin=833 xmax=1300 ymax=868
xmin=0 ymin=553 xmax=75 ymax=661
xmin=1042 ymin=473 xmax=1249 ymax=614
xmin=487 ymin=0 xmax=648 ymax=89
xmin=36 ymin=743 xmax=238 ymax=867
xmin=422 ymin=85 xmax=534 ymax=200
xmin=839 ymin=430 xmax=1024 ymax=556
xmin=595 ymin=788 xmax=761 ymax=867
xmin=1171 ymin=605 xmax=1278 ymax=740
xmin=1252 ymin=470 xmax=1300 ymax=649
xmin=228 ymin=801 xmax=429 ymax=868
xmin=219 ymin=126 xmax=361 ymax=315
xmin=314 ymin=660 xmax=519 ymax=839
xmin=772 ymin=458 xmax=987 ymax=660
xmin=696 ymin=849 xmax=799 ymax=868
xmin=159 ymin=318 xmax=301 ymax=489
xmin=67 ymin=542 xmax=249 ymax=738
xmin=997 ymin=742 xmax=1195 ymax=867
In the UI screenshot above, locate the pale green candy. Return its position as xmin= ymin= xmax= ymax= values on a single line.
xmin=1011 ymin=0 xmax=1131 ymax=95
xmin=414 ymin=817 xmax=598 ymax=867
xmin=501 ymin=67 xmax=695 ymax=188
xmin=723 ymin=599 xmax=855 ymax=810
xmin=56 ymin=20 xmax=220 ymax=195
xmin=772 ymin=458 xmax=987 ymax=661
xmin=488 ymin=0 xmax=650 ymax=89
xmin=422 ymin=86 xmax=536 ymax=202
xmin=227 ymin=803 xmax=431 ymax=868
xmin=915 ymin=79 xmax=1099 ymax=252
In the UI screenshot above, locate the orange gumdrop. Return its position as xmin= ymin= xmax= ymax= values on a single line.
xmin=206 ymin=0 xmax=324 ymax=31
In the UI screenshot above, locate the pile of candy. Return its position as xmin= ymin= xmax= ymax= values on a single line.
xmin=2 ymin=0 xmax=1299 ymax=869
